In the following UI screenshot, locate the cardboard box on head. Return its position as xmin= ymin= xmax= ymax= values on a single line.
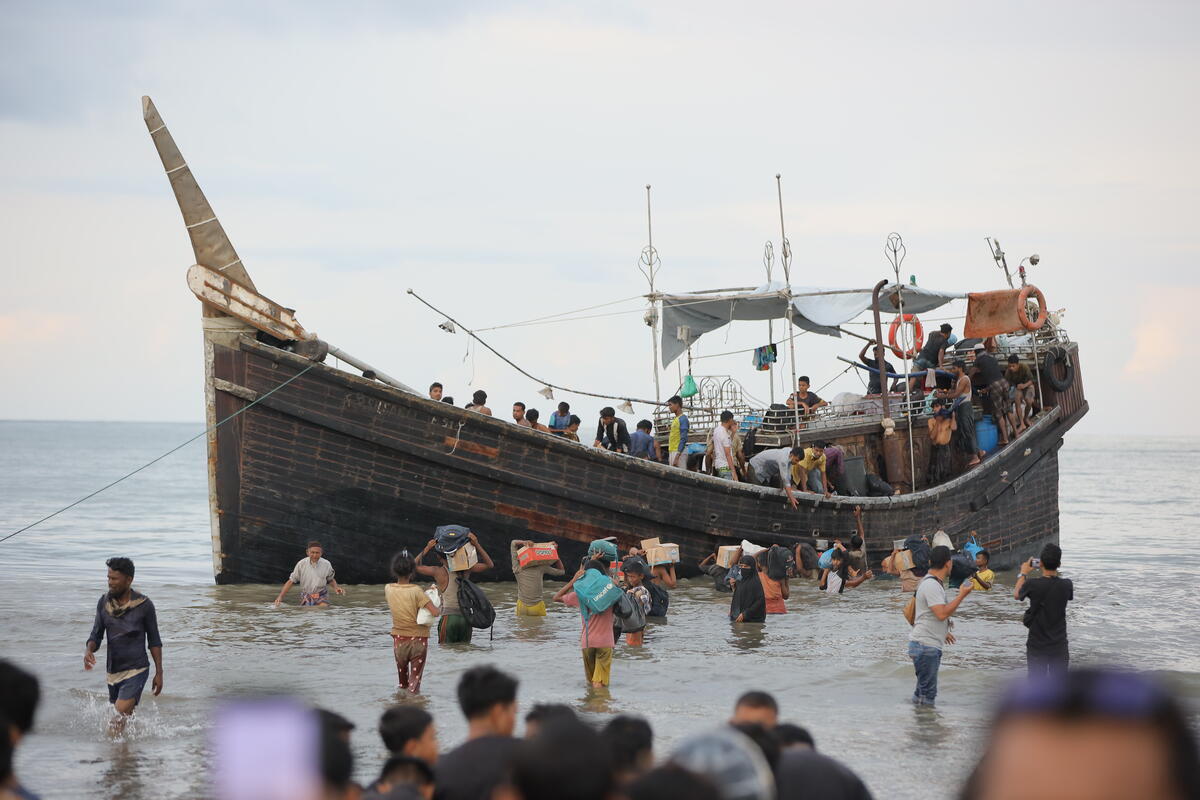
xmin=517 ymin=542 xmax=558 ymax=569
xmin=448 ymin=543 xmax=478 ymax=572
xmin=645 ymin=543 xmax=680 ymax=566
xmin=640 ymin=537 xmax=661 ymax=552
xmin=716 ymin=546 xmax=742 ymax=568
xmin=893 ymin=549 xmax=915 ymax=572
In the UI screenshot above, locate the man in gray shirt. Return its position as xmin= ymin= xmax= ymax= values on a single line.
xmin=748 ymin=446 xmax=804 ymax=509
xmin=908 ymin=545 xmax=973 ymax=705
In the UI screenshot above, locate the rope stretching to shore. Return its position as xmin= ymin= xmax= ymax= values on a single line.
xmin=0 ymin=362 xmax=317 ymax=545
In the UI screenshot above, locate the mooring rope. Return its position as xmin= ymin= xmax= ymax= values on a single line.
xmin=0 ymin=362 xmax=318 ymax=545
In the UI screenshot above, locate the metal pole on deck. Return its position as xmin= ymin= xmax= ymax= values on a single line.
xmin=639 ymin=185 xmax=663 ymax=403
xmin=886 ymin=233 xmax=918 ymax=491
xmin=764 ymin=242 xmax=776 ymax=406
xmin=776 ymin=175 xmax=800 ymax=439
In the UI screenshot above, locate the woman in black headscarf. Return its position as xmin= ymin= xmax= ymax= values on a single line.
xmin=728 ymin=554 xmax=766 ymax=623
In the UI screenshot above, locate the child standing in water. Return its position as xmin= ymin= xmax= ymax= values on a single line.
xmin=621 ymin=560 xmax=652 ymax=646
xmin=385 ymin=551 xmax=440 ymax=695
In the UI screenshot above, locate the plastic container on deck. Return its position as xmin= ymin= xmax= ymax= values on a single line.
xmin=977 ymin=414 xmax=999 ymax=454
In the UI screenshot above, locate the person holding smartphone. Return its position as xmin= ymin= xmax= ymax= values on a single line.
xmin=1014 ymin=543 xmax=1073 ymax=675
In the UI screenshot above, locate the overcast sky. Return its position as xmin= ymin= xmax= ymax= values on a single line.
xmin=2 ymin=1 xmax=1196 ymax=436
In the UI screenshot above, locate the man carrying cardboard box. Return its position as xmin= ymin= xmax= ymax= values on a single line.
xmin=416 ymin=527 xmax=495 ymax=644
xmin=509 ymin=540 xmax=565 ymax=617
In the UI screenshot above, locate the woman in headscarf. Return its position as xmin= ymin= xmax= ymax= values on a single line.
xmin=729 ymin=555 xmax=767 ymax=623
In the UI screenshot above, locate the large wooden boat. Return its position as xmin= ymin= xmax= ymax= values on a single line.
xmin=142 ymin=97 xmax=1088 ymax=584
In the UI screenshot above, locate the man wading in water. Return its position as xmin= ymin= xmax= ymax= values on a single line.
xmin=274 ymin=541 xmax=345 ymax=607
xmin=84 ymin=557 xmax=163 ymax=731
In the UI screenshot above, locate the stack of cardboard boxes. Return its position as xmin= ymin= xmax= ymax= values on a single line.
xmin=640 ymin=537 xmax=680 ymax=566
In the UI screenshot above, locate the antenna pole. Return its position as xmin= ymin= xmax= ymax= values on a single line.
xmin=886 ymin=233 xmax=918 ymax=492
xmin=777 ymin=174 xmax=800 ymax=437
xmin=763 ymin=241 xmax=776 ymax=406
xmin=640 ymin=184 xmax=662 ymax=402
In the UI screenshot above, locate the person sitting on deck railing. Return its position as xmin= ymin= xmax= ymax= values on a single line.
xmin=512 ymin=402 xmax=532 ymax=428
xmin=940 ymin=360 xmax=984 ymax=468
xmin=748 ymin=447 xmax=804 ymax=509
xmin=857 ymin=341 xmax=897 ymax=395
xmin=630 ymin=420 xmax=661 ymax=461
xmin=972 ymin=341 xmax=1014 ymax=447
xmin=911 ymin=323 xmax=953 ymax=393
xmin=560 ymin=414 xmax=582 ymax=442
xmin=465 ymin=390 xmax=492 ymax=417
xmin=548 ymin=401 xmax=572 ymax=431
xmin=792 ymin=444 xmax=832 ymax=497
xmin=1005 ymin=354 xmax=1036 ymax=434
xmin=593 ymin=407 xmax=631 ymax=453
xmin=785 ymin=377 xmax=826 ymax=417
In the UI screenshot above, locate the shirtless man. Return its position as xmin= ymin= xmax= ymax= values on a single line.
xmin=512 ymin=402 xmax=532 ymax=427
xmin=940 ymin=360 xmax=984 ymax=467
xmin=465 ymin=390 xmax=492 ymax=416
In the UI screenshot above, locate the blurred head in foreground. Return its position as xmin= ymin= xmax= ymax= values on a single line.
xmin=961 ymin=668 xmax=1199 ymax=800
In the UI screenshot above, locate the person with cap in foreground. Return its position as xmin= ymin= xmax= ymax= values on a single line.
xmin=553 ymin=539 xmax=620 ymax=688
xmin=415 ymin=526 xmax=495 ymax=645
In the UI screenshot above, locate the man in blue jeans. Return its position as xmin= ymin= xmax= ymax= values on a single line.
xmin=908 ymin=545 xmax=973 ymax=705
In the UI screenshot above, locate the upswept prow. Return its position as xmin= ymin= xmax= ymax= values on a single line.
xmin=142 ymin=95 xmax=256 ymax=293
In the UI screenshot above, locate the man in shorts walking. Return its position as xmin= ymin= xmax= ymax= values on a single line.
xmin=84 ymin=557 xmax=163 ymax=726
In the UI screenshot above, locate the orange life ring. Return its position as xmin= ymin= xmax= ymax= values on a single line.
xmin=888 ymin=314 xmax=923 ymax=359
xmin=1017 ymin=285 xmax=1047 ymax=331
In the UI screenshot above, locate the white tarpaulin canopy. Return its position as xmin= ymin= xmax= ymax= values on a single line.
xmin=659 ymin=281 xmax=965 ymax=367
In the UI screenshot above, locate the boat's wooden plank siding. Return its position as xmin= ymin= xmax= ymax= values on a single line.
xmin=208 ymin=339 xmax=1079 ymax=584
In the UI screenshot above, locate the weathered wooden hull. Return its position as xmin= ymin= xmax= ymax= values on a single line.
xmin=205 ymin=336 xmax=1086 ymax=584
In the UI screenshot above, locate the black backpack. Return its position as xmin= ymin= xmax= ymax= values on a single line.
xmin=456 ymin=574 xmax=496 ymax=631
xmin=949 ymin=553 xmax=976 ymax=585
xmin=903 ymin=535 xmax=931 ymax=572
xmin=766 ymin=544 xmax=796 ymax=580
xmin=613 ymin=591 xmax=647 ymax=633
xmin=645 ymin=580 xmax=669 ymax=617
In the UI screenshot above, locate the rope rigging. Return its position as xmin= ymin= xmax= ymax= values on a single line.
xmin=0 ymin=362 xmax=318 ymax=545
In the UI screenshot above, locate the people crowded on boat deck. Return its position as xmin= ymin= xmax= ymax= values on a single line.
xmin=785 ymin=376 xmax=826 ymax=416
xmin=84 ymin=557 xmax=164 ymax=727
xmin=560 ymin=414 xmax=582 ymax=442
xmin=711 ymin=410 xmax=740 ymax=480
xmin=908 ymin=545 xmax=974 ymax=706
xmin=619 ymin=560 xmax=652 ymax=646
xmin=969 ymin=548 xmax=994 ymax=590
xmin=384 ymin=550 xmax=440 ymax=695
xmin=512 ymin=401 xmax=531 ymax=427
xmin=792 ymin=443 xmax=831 ymax=496
xmin=525 ymin=408 xmax=550 ymax=432
xmin=698 ymin=551 xmax=735 ymax=592
xmin=466 ymin=389 xmax=492 ymax=416
xmin=942 ymin=359 xmax=984 ymax=467
xmin=748 ymin=446 xmax=804 ymax=509
xmin=593 ymin=406 xmax=632 ymax=453
xmin=434 ymin=665 xmax=520 ymax=800
xmin=1015 ymin=543 xmax=1073 ymax=676
xmin=629 ymin=419 xmax=661 ymax=460
xmin=548 ymin=401 xmax=572 ymax=431
xmin=553 ymin=539 xmax=620 ymax=688
xmin=858 ymin=340 xmax=897 ymax=395
xmin=666 ymin=395 xmax=689 ymax=468
xmin=275 ymin=541 xmax=344 ymax=607
xmin=415 ymin=528 xmax=495 ymax=645
xmin=510 ymin=539 xmax=565 ymax=617
xmin=1005 ymin=353 xmax=1036 ymax=432
xmin=756 ymin=549 xmax=790 ymax=614
xmin=973 ymin=340 xmax=1014 ymax=446
xmin=429 ymin=382 xmax=443 ymax=401
xmin=727 ymin=554 xmax=766 ymax=624
xmin=927 ymin=397 xmax=957 ymax=484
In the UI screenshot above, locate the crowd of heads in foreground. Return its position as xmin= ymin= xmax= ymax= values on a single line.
xmin=3 ymin=659 xmax=1198 ymax=800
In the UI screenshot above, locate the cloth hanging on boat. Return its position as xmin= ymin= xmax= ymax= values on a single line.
xmin=752 ymin=344 xmax=778 ymax=371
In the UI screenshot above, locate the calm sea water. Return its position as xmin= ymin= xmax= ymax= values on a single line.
xmin=1 ymin=421 xmax=1197 ymax=799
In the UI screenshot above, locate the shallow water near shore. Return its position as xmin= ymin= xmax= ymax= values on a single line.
xmin=1 ymin=421 xmax=1198 ymax=799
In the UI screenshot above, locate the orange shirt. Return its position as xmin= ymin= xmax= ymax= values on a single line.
xmin=760 ymin=573 xmax=787 ymax=614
